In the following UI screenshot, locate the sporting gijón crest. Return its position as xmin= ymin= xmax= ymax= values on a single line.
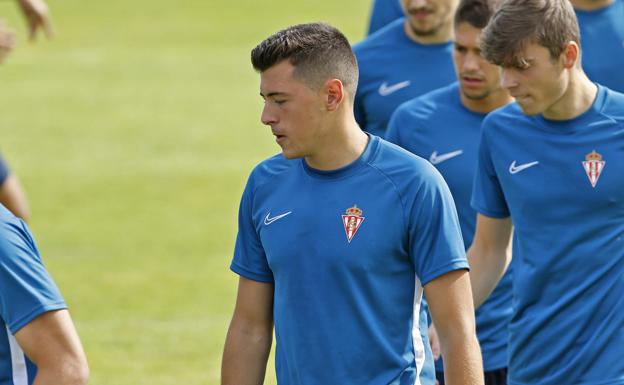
xmin=342 ymin=205 xmax=365 ymax=243
xmin=582 ymin=150 xmax=605 ymax=188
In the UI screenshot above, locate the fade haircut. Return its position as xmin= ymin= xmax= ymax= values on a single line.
xmin=454 ymin=0 xmax=498 ymax=29
xmin=251 ymin=23 xmax=359 ymax=97
xmin=481 ymin=0 xmax=580 ymax=68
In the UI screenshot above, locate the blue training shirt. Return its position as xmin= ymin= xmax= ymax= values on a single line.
xmin=386 ymin=82 xmax=513 ymax=372
xmin=367 ymin=0 xmax=404 ymax=35
xmin=575 ymin=0 xmax=624 ymax=93
xmin=353 ymin=18 xmax=456 ymax=139
xmin=0 ymin=205 xmax=66 ymax=385
xmin=231 ymin=135 xmax=469 ymax=385
xmin=472 ymin=85 xmax=624 ymax=385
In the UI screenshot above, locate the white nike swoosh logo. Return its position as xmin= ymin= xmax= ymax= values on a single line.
xmin=378 ymin=80 xmax=411 ymax=96
xmin=264 ymin=211 xmax=292 ymax=225
xmin=509 ymin=160 xmax=539 ymax=174
xmin=429 ymin=150 xmax=464 ymax=165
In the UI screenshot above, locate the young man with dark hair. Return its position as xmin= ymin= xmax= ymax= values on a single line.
xmin=468 ymin=0 xmax=624 ymax=384
xmin=571 ymin=0 xmax=624 ymax=92
xmin=222 ymin=22 xmax=484 ymax=385
xmin=387 ymin=0 xmax=512 ymax=384
xmin=353 ymin=0 xmax=459 ymax=138
xmin=1 ymin=205 xmax=89 ymax=385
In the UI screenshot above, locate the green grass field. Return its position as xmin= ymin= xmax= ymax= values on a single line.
xmin=0 ymin=1 xmax=368 ymax=383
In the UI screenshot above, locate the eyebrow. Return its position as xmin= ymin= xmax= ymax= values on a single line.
xmin=260 ymin=91 xmax=290 ymax=98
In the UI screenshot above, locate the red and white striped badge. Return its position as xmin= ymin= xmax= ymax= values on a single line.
xmin=582 ymin=150 xmax=605 ymax=188
xmin=342 ymin=205 xmax=365 ymax=243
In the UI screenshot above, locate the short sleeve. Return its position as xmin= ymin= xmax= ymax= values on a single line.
xmin=408 ymin=166 xmax=469 ymax=285
xmin=0 ymin=220 xmax=66 ymax=334
xmin=470 ymin=126 xmax=510 ymax=218
xmin=230 ymin=176 xmax=274 ymax=283
xmin=0 ymin=154 xmax=10 ymax=185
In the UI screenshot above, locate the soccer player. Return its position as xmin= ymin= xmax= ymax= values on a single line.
xmin=386 ymin=0 xmax=512 ymax=383
xmin=0 ymin=155 xmax=30 ymax=221
xmin=468 ymin=0 xmax=624 ymax=384
xmin=0 ymin=205 xmax=89 ymax=385
xmin=354 ymin=0 xmax=459 ymax=138
xmin=367 ymin=0 xmax=404 ymax=35
xmin=571 ymin=0 xmax=624 ymax=92
xmin=221 ymin=22 xmax=484 ymax=385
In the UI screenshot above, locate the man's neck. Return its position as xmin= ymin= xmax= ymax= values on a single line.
xmin=304 ymin=117 xmax=369 ymax=171
xmin=460 ymin=88 xmax=514 ymax=114
xmin=543 ymin=70 xmax=598 ymax=120
xmin=403 ymin=21 xmax=453 ymax=45
xmin=570 ymin=0 xmax=614 ymax=11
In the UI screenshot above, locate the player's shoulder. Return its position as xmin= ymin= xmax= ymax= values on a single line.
xmin=0 ymin=207 xmax=35 ymax=264
xmin=368 ymin=137 xmax=446 ymax=188
xmin=395 ymin=82 xmax=459 ymax=120
xmin=353 ymin=18 xmax=405 ymax=56
xmin=600 ymin=85 xmax=624 ymax=122
xmin=482 ymin=102 xmax=525 ymax=134
xmin=246 ymin=153 xmax=297 ymax=191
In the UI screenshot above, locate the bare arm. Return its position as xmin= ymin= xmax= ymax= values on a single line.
xmin=426 ymin=269 xmax=484 ymax=385
xmin=222 ymin=277 xmax=274 ymax=385
xmin=0 ymin=20 xmax=15 ymax=63
xmin=15 ymin=0 xmax=52 ymax=40
xmin=467 ymin=214 xmax=513 ymax=308
xmin=0 ymin=174 xmax=31 ymax=221
xmin=15 ymin=309 xmax=89 ymax=385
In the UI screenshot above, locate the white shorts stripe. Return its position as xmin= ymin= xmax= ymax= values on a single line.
xmin=412 ymin=279 xmax=424 ymax=385
xmin=6 ymin=326 xmax=29 ymax=385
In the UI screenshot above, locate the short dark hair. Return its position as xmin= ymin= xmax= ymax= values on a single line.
xmin=251 ymin=23 xmax=358 ymax=96
xmin=454 ymin=0 xmax=497 ymax=29
xmin=481 ymin=0 xmax=580 ymax=67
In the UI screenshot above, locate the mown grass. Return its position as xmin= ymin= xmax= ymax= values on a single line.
xmin=0 ymin=1 xmax=369 ymax=383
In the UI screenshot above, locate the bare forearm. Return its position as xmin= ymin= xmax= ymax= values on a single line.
xmin=440 ymin=332 xmax=484 ymax=385
xmin=222 ymin=325 xmax=272 ymax=385
xmin=32 ymin=362 xmax=89 ymax=385
xmin=468 ymin=247 xmax=509 ymax=308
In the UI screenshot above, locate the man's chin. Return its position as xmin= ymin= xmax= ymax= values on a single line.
xmin=407 ymin=21 xmax=438 ymax=37
xmin=280 ymin=150 xmax=302 ymax=159
xmin=462 ymin=89 xmax=489 ymax=101
xmin=517 ymin=103 xmax=541 ymax=116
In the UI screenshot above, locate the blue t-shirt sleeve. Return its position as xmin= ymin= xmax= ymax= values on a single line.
xmin=471 ymin=126 xmax=510 ymax=218
xmin=408 ymin=166 xmax=468 ymax=285
xmin=0 ymin=154 xmax=10 ymax=185
xmin=230 ymin=175 xmax=274 ymax=283
xmin=385 ymin=107 xmax=404 ymax=146
xmin=0 ymin=220 xmax=66 ymax=334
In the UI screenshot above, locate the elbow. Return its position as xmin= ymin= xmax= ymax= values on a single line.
xmin=42 ymin=356 xmax=90 ymax=385
xmin=73 ymin=361 xmax=90 ymax=385
xmin=61 ymin=358 xmax=90 ymax=385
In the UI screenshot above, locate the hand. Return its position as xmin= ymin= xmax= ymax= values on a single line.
xmin=429 ymin=322 xmax=441 ymax=360
xmin=16 ymin=0 xmax=53 ymax=41
xmin=0 ymin=20 xmax=15 ymax=63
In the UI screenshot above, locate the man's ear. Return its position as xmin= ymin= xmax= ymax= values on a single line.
xmin=324 ymin=78 xmax=345 ymax=112
xmin=562 ymin=41 xmax=579 ymax=69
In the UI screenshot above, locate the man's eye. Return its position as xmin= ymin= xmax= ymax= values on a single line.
xmin=275 ymin=100 xmax=286 ymax=105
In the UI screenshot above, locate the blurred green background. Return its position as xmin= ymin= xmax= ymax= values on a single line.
xmin=0 ymin=0 xmax=369 ymax=384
